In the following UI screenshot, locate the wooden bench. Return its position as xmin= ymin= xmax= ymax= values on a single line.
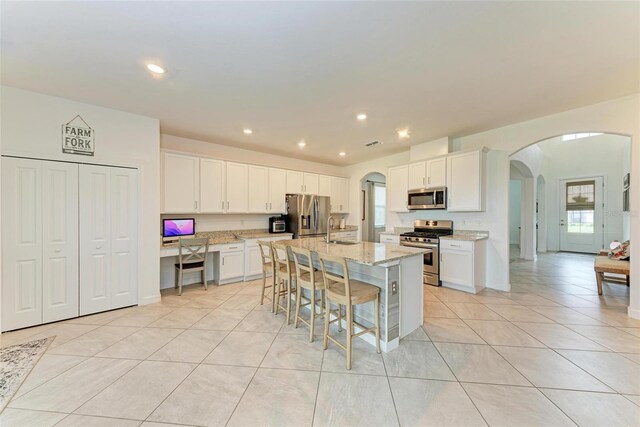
xmin=594 ymin=251 xmax=630 ymax=295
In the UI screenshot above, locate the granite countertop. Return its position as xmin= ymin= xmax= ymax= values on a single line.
xmin=441 ymin=230 xmax=489 ymax=242
xmin=234 ymin=229 xmax=293 ymax=239
xmin=330 ymin=225 xmax=358 ymax=232
xmin=162 ymin=229 xmax=295 ymax=248
xmin=276 ymin=237 xmax=430 ymax=266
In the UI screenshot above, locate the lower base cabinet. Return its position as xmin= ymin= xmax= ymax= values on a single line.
xmin=440 ymin=239 xmax=486 ymax=294
xmin=218 ymin=243 xmax=244 ymax=284
xmin=243 ymin=234 xmax=293 ymax=281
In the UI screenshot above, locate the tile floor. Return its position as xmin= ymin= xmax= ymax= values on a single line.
xmin=1 ymin=251 xmax=639 ymax=426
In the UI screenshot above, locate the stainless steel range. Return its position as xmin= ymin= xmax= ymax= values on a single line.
xmin=400 ymin=220 xmax=453 ymax=286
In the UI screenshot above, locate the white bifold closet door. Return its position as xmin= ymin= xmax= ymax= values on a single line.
xmin=1 ymin=157 xmax=79 ymax=331
xmin=79 ymin=165 xmax=138 ymax=315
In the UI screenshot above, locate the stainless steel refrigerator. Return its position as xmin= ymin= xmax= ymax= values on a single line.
xmin=284 ymin=194 xmax=330 ymax=238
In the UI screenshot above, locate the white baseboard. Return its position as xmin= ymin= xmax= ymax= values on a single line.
xmin=141 ymin=294 xmax=161 ymax=305
xmin=628 ymin=306 xmax=640 ymax=320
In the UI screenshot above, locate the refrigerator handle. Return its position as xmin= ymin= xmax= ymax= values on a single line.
xmin=314 ymin=198 xmax=319 ymax=230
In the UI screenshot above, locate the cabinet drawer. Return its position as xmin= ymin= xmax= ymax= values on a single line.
xmin=440 ymin=239 xmax=473 ymax=252
xmin=380 ymin=235 xmax=400 ymax=244
xmin=218 ymin=243 xmax=244 ymax=253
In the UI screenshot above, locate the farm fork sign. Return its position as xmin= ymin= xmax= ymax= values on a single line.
xmin=62 ymin=115 xmax=94 ymax=156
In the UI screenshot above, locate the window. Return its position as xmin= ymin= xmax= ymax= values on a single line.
xmin=566 ymin=180 xmax=595 ymax=234
xmin=562 ymin=132 xmax=602 ymax=141
xmin=374 ymin=184 xmax=386 ymax=227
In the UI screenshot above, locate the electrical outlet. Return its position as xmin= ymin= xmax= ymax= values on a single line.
xmin=391 ymin=281 xmax=398 ymax=295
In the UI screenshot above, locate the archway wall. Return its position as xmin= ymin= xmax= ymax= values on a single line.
xmin=450 ymin=93 xmax=640 ymax=318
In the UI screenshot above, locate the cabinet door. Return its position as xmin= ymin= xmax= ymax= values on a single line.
xmin=387 ymin=165 xmax=409 ymax=212
xmin=244 ymin=246 xmax=263 ymax=277
xmin=268 ymin=168 xmax=287 ymax=213
xmin=162 ymin=152 xmax=199 ymax=213
xmin=42 ymin=161 xmax=79 ymax=323
xmin=1 ymin=157 xmax=43 ymax=331
xmin=440 ymin=250 xmax=473 ymax=286
xmin=447 ymin=151 xmax=481 ymax=211
xmin=200 ymin=159 xmax=225 ymax=213
xmin=226 ymin=162 xmax=249 ymax=213
xmin=330 ymin=177 xmax=342 ymax=212
xmin=339 ymin=178 xmax=350 ymax=212
xmin=220 ymin=252 xmax=244 ymax=281
xmin=318 ymin=175 xmax=332 ymax=197
xmin=248 ymin=165 xmax=269 ymax=213
xmin=110 ymin=168 xmax=138 ymax=309
xmin=408 ymin=162 xmax=427 ymax=189
xmin=80 ymin=165 xmax=112 ymax=315
xmin=303 ymin=173 xmax=319 ymax=195
xmin=426 ymin=157 xmax=446 ymax=188
xmin=286 ymin=170 xmax=304 ymax=194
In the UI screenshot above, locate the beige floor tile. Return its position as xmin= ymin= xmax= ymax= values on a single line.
xmin=619 ymin=327 xmax=640 ymax=338
xmin=9 ymin=358 xmax=138 ymax=412
xmin=261 ymin=333 xmax=324 ymax=371
xmin=506 ymin=293 xmax=560 ymax=306
xmin=0 ymin=408 xmax=67 ymax=427
xmin=148 ymin=364 xmax=255 ymax=426
xmin=218 ymin=294 xmax=261 ymax=310
xmin=464 ymin=320 xmax=545 ymax=347
xmin=402 ymin=325 xmax=430 ymax=341
xmin=528 ymin=306 xmax=607 ymax=325
xmin=424 ymin=301 xmax=458 ymax=319
xmin=203 ymin=331 xmax=276 ymax=367
xmin=96 ymin=328 xmax=183 ymax=359
xmin=140 ymin=423 xmax=195 ymax=427
xmin=621 ymin=353 xmax=640 ymax=364
xmin=227 ymin=368 xmax=319 ymax=427
xmin=321 ymin=338 xmax=386 ymax=375
xmin=431 ymin=288 xmax=479 ymax=303
xmin=484 ymin=305 xmax=554 ymax=323
xmin=557 ymin=349 xmax=640 ymax=394
xmin=190 ymin=308 xmax=249 ymax=330
xmin=76 ymin=360 xmax=195 ymax=420
xmin=494 ymin=346 xmax=612 ymax=391
xmin=64 ymin=307 xmax=134 ymax=326
xmin=389 ymin=377 xmax=486 ymax=427
xmin=108 ymin=307 xmax=176 ymax=327
xmin=471 ymin=295 xmax=519 ymax=305
xmin=15 ymin=354 xmax=87 ymax=398
xmin=149 ymin=329 xmax=228 ymax=363
xmin=541 ymin=388 xmax=640 ymax=427
xmin=513 ymin=322 xmax=608 ymax=351
xmin=56 ymin=414 xmax=142 ymax=426
xmin=24 ymin=324 xmax=100 ymax=349
xmin=422 ymin=318 xmax=485 ymax=344
xmin=382 ymin=340 xmax=455 ymax=381
xmin=313 ymin=372 xmax=399 ymax=427
xmin=434 ymin=342 xmax=530 ymax=386
xmin=234 ymin=310 xmax=285 ymax=332
xmin=47 ymin=326 xmax=139 ymax=356
xmin=444 ymin=303 xmax=505 ymax=320
xmin=463 ymin=383 xmax=575 ymax=427
xmin=624 ymin=394 xmax=640 ymax=406
xmin=147 ymin=308 xmax=211 ymax=329
xmin=0 ymin=323 xmax=57 ymax=348
xmin=566 ymin=325 xmax=640 ymax=353
xmin=574 ymin=307 xmax=640 ymax=328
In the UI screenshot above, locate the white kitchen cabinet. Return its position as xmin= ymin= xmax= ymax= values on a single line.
xmin=318 ymin=175 xmax=332 ymax=197
xmin=380 ymin=234 xmax=400 ymax=245
xmin=408 ymin=161 xmax=427 ymax=189
xmin=426 ymin=157 xmax=446 ymax=188
xmin=162 ymin=152 xmax=199 ymax=213
xmin=268 ymin=168 xmax=287 ymax=213
xmin=447 ymin=149 xmax=487 ymax=212
xmin=330 ymin=176 xmax=350 ymax=213
xmin=243 ymin=234 xmax=292 ymax=280
xmin=440 ymin=238 xmax=486 ymax=294
xmin=200 ymin=159 xmax=226 ymax=213
xmin=2 ymin=158 xmax=80 ymax=331
xmin=303 ymin=173 xmax=319 ymax=195
xmin=219 ymin=243 xmax=245 ymax=283
xmin=387 ymin=165 xmax=409 ymax=212
xmin=226 ymin=162 xmax=249 ymax=213
xmin=248 ymin=165 xmax=269 ymax=213
xmin=286 ymin=170 xmax=304 ymax=194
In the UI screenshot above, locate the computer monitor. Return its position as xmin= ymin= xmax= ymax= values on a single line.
xmin=163 ymin=218 xmax=195 ymax=242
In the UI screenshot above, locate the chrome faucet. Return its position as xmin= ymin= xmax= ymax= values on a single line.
xmin=326 ymin=216 xmax=335 ymax=243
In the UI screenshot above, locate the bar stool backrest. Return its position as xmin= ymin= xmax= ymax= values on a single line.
xmin=272 ymin=243 xmax=292 ymax=280
xmin=178 ymin=237 xmax=209 ymax=267
xmin=290 ymin=246 xmax=315 ymax=284
xmin=318 ymin=253 xmax=351 ymax=303
xmin=257 ymin=240 xmax=275 ymax=274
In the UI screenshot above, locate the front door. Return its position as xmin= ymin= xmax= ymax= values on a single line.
xmin=559 ymin=177 xmax=604 ymax=254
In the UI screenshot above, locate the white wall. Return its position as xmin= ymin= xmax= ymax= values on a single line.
xmin=509 ymin=180 xmax=522 ymax=244
xmin=0 ymin=87 xmax=162 ymax=324
xmin=409 ymin=137 xmax=450 ymax=161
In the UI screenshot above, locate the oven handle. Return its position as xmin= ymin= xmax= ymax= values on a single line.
xmin=400 ymin=243 xmax=439 ymax=249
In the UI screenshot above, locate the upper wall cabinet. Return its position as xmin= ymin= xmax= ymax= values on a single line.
xmin=303 ymin=173 xmax=319 ymax=195
xmin=162 ymin=152 xmax=199 ymax=213
xmin=330 ymin=176 xmax=350 ymax=213
xmin=248 ymin=165 xmax=269 ymax=213
xmin=286 ymin=171 xmax=319 ymax=194
xmin=408 ymin=158 xmax=447 ymax=189
xmin=318 ymin=175 xmax=332 ymax=197
xmin=226 ymin=162 xmax=249 ymax=213
xmin=268 ymin=168 xmax=287 ymax=213
xmin=447 ymin=149 xmax=487 ymax=212
xmin=408 ymin=161 xmax=427 ymax=190
xmin=388 ymin=165 xmax=409 ymax=212
xmin=200 ymin=159 xmax=226 ymax=213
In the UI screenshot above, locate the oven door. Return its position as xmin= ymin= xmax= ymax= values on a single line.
xmin=400 ymin=242 xmax=439 ymax=274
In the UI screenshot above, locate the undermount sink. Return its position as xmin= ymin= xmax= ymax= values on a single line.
xmin=327 ymin=240 xmax=359 ymax=245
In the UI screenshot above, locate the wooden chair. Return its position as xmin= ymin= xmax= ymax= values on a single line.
xmin=290 ymin=246 xmax=325 ymax=342
xmin=257 ymin=240 xmax=276 ymax=311
xmin=175 ymin=237 xmax=209 ymax=296
xmin=272 ymin=243 xmax=297 ymax=324
xmin=318 ymin=253 xmax=380 ymax=370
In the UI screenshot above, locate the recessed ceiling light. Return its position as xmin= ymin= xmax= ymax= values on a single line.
xmin=339 ymin=152 xmax=346 ymax=157
xmin=298 ymin=141 xmax=306 ymax=148
xmin=397 ymin=128 xmax=410 ymax=139
xmin=243 ymin=129 xmax=253 ymax=135
xmin=146 ymin=63 xmax=166 ymax=74
xmin=357 ymin=113 xmax=367 ymax=121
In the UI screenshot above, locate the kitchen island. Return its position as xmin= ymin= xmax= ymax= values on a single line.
xmin=276 ymin=238 xmax=430 ymax=352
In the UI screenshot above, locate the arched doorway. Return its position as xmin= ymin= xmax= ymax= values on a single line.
xmin=360 ymin=172 xmax=386 ymax=242
xmin=509 ymin=160 xmax=536 ymax=260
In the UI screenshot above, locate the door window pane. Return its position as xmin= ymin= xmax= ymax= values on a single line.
xmin=566 ymin=181 xmax=595 ymax=211
xmin=567 ymin=210 xmax=594 ymax=234
xmin=374 ymin=184 xmax=386 ymax=227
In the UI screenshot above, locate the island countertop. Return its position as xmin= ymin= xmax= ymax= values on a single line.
xmin=273 ymin=238 xmax=431 ymax=266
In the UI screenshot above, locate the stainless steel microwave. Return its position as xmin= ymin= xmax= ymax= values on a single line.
xmin=408 ymin=187 xmax=447 ymax=210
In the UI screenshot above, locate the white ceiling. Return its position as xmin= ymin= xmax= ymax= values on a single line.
xmin=2 ymin=1 xmax=638 ymax=165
